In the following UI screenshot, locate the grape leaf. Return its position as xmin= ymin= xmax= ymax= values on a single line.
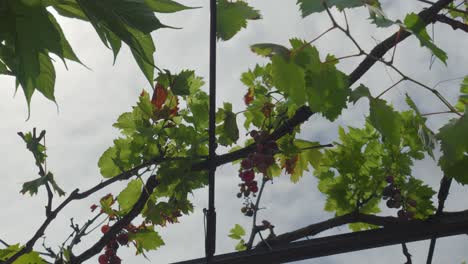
xmin=404 ymin=13 xmax=448 ymax=64
xmin=21 ymin=172 xmax=65 ymax=196
xmin=217 ymin=0 xmax=261 ymax=41
xmin=271 ymin=54 xmax=306 ymax=106
xmin=455 ymin=76 xmax=468 ymax=112
xmin=297 ymin=0 xmax=366 ymax=17
xmin=172 ymin=70 xmax=195 ymax=96
xmin=367 ymin=3 xmax=395 ymax=28
xmin=98 ymin=147 xmax=121 ymax=178
xmin=437 ymin=110 xmax=468 ymax=184
xmin=216 ymin=103 xmax=239 ymax=146
xmin=349 ymin=84 xmax=371 ymax=104
xmin=250 ymin=43 xmax=290 ymax=59
xmin=228 ymin=224 xmax=246 ymax=240
xmin=369 ymin=98 xmax=402 ymax=145
xmin=129 ymin=227 xmax=164 ymax=254
xmin=118 ymin=179 xmax=143 ymax=214
xmin=235 ymin=239 xmax=247 ymax=251
xmin=288 ymin=39 xmax=350 ymax=120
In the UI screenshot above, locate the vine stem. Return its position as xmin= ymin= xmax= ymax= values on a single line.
xmin=246 ymin=177 xmax=269 ymax=250
xmin=376 ymin=78 xmax=406 ymax=99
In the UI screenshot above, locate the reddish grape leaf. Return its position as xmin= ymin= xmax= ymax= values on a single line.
xmin=152 ymin=83 xmax=168 ymax=109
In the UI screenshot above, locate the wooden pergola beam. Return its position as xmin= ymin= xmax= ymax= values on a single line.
xmin=172 ymin=211 xmax=468 ymax=264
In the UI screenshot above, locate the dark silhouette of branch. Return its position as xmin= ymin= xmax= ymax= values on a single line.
xmin=70 ymin=175 xmax=159 ymax=263
xmin=435 ymin=14 xmax=468 ymax=32
xmin=416 ymin=0 xmax=468 ymax=15
xmin=173 ymin=210 xmax=468 ymax=264
xmin=426 ymin=176 xmax=453 ymax=264
xmin=246 ymin=178 xmax=269 ymax=250
xmin=402 ymin=243 xmax=412 ymax=264
xmin=256 ymin=212 xmax=402 ymax=247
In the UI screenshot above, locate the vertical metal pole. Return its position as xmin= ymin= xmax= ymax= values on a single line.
xmin=206 ymin=0 xmax=217 ymax=262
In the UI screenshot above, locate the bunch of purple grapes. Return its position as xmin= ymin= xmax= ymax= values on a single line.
xmin=382 ymin=176 xmax=417 ymax=220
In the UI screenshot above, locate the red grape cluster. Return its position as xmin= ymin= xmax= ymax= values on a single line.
xmin=237 ymin=130 xmax=278 ymax=199
xmin=98 ymin=224 xmax=130 ymax=264
xmin=382 ymin=176 xmax=417 ymax=220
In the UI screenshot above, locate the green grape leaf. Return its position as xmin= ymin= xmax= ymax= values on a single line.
xmin=404 ymin=178 xmax=436 ymax=218
xmin=404 ymin=13 xmax=448 ymax=64
xmin=349 ymin=84 xmax=371 ymax=104
xmin=118 ymin=179 xmax=143 ymax=214
xmin=271 ymin=54 xmax=306 ymax=106
xmin=228 ymin=224 xmax=245 ymax=240
xmin=367 ymin=3 xmax=395 ymax=28
xmin=369 ymin=98 xmax=402 ymax=145
xmin=187 ymin=90 xmax=209 ymax=129
xmin=250 ymin=43 xmax=290 ymax=59
xmin=98 ymin=147 xmax=121 ymax=178
xmin=235 ymin=239 xmax=247 ymax=251
xmin=455 ymin=76 xmax=468 ymax=112
xmin=129 ymin=227 xmax=164 ymax=254
xmin=20 ymin=131 xmax=47 ymax=165
xmin=100 ymin=193 xmax=115 ymax=214
xmin=297 ymin=0 xmax=366 ymax=17
xmin=404 ymin=94 xmax=436 ymax=158
xmin=0 ymin=244 xmax=45 ymax=264
xmin=217 ymin=0 xmax=261 ymax=41
xmin=437 ymin=110 xmax=468 ymax=184
xmin=288 ymin=39 xmax=350 ymax=120
xmin=144 ymin=0 xmax=198 ymax=13
xmin=172 ymin=70 xmax=195 ymax=96
xmin=217 ymin=103 xmax=239 ymax=146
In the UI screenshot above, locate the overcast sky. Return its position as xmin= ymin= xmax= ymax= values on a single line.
xmin=0 ymin=0 xmax=467 ymax=263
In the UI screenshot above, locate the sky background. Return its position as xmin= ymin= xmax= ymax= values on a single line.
xmin=0 ymin=0 xmax=467 ymax=263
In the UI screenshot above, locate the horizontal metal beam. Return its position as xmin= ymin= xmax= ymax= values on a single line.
xmin=172 ymin=212 xmax=468 ymax=264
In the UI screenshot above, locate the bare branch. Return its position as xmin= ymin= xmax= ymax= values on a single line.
xmin=435 ymin=14 xmax=468 ymax=32
xmin=402 ymin=243 xmax=412 ymax=264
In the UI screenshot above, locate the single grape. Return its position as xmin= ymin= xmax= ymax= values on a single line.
xmin=397 ymin=209 xmax=407 ymax=220
xmin=98 ymin=254 xmax=108 ymax=264
xmin=385 ymin=175 xmax=394 ymax=184
xmin=101 ymin=224 xmax=110 ymax=234
xmin=386 ymin=199 xmax=396 ymax=208
xmin=236 ymin=192 xmax=242 ymax=198
xmin=117 ymin=233 xmax=129 ymax=246
xmin=241 ymin=159 xmax=253 ymax=169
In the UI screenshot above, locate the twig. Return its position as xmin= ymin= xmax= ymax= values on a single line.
xmin=70 ymin=175 xmax=159 ymax=263
xmin=416 ymin=0 xmax=468 ymax=15
xmin=435 ymin=14 xmax=468 ymax=32
xmin=246 ymin=178 xmax=269 ymax=250
xmin=421 ymin=110 xmax=462 ymax=116
xmin=402 ymin=243 xmax=413 ymax=264
xmin=426 ymin=176 xmax=453 ymax=264
xmin=0 ymin=238 xmax=10 ymax=247
xmin=376 ymin=78 xmax=406 ymax=98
